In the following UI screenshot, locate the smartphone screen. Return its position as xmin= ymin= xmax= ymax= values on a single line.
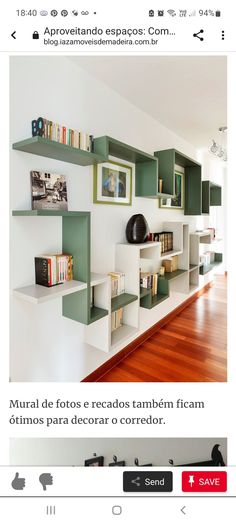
xmin=0 ymin=1 xmax=235 ymax=522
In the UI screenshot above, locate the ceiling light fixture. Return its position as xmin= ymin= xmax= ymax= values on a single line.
xmin=209 ymin=126 xmax=227 ymax=161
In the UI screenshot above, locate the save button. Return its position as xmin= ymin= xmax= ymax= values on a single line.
xmin=182 ymin=471 xmax=227 ymax=492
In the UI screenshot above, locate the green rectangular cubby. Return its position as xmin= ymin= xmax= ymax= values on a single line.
xmin=140 ymin=277 xmax=169 ymax=309
xmin=154 ymin=148 xmax=202 ymax=215
xmin=199 ymin=253 xmax=223 ymax=275
xmin=93 ymin=135 xmax=166 ymax=199
xmin=111 ymin=292 xmax=138 ymax=313
xmin=202 ymin=181 xmax=222 ymax=214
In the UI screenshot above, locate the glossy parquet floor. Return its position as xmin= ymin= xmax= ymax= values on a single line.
xmin=99 ymin=275 xmax=227 ymax=382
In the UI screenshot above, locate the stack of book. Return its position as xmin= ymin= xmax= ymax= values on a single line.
xmin=111 ymin=308 xmax=123 ymax=333
xmin=35 ymin=254 xmax=73 ymax=287
xmin=108 ymin=271 xmax=125 ymax=298
xmin=148 ymin=232 xmax=173 ymax=254
xmin=31 ymin=116 xmax=93 ymax=152
xmin=140 ymin=271 xmax=158 ymax=296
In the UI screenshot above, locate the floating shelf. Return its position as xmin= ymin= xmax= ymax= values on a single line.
xmin=163 ymin=269 xmax=188 ymax=281
xmin=12 ymin=136 xmax=106 ymax=166
xmin=111 ymin=324 xmax=138 ymax=349
xmin=90 ymin=272 xmax=108 ymax=287
xmin=111 ymin=292 xmax=138 ymax=313
xmin=160 ymin=249 xmax=183 ymax=259
xmin=140 ymin=275 xmax=169 ymax=309
xmin=141 ymin=293 xmax=169 ymax=309
xmin=94 ymin=135 xmax=156 ymax=164
xmin=89 ymin=306 xmax=108 ymax=323
xmin=12 ymin=209 xmax=89 ymax=217
xmin=199 ymin=260 xmax=222 ymax=275
xmin=202 ymin=181 xmax=222 ymax=214
xmin=154 ymin=148 xmax=202 ymax=214
xmin=13 ymin=280 xmax=87 ymax=304
xmin=140 ymin=287 xmax=151 ymax=299
xmin=189 ymin=264 xmax=199 ymax=272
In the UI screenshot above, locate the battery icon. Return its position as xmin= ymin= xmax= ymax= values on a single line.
xmin=215 ymin=10 xmax=221 ymax=17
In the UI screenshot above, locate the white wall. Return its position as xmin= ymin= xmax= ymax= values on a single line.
xmin=10 ymin=437 xmax=227 ymax=467
xmin=10 ymin=56 xmax=226 ymax=382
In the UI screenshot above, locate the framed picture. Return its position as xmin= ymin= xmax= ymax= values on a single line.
xmin=159 ymin=171 xmax=184 ymax=209
xmin=93 ymin=160 xmax=132 ymax=206
xmin=84 ymin=455 xmax=104 ymax=467
xmin=30 ymin=170 xmax=68 ymax=211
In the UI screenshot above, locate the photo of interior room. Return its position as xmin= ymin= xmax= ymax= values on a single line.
xmin=10 ymin=56 xmax=227 ymax=382
xmin=10 ymin=438 xmax=227 ymax=467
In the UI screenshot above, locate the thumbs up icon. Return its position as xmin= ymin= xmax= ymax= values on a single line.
xmin=11 ymin=472 xmax=26 ymax=490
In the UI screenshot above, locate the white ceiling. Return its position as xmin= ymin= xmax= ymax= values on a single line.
xmin=71 ymin=56 xmax=227 ymax=149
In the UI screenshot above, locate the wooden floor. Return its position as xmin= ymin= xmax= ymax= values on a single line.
xmin=99 ymin=275 xmax=227 ymax=382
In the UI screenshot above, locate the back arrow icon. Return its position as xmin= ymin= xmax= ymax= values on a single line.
xmin=181 ymin=506 xmax=186 ymax=515
xmin=11 ymin=31 xmax=16 ymax=39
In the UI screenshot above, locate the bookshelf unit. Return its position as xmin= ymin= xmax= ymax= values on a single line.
xmin=190 ymin=232 xmax=223 ymax=277
xmin=154 ymin=149 xmax=202 ymax=215
xmin=11 ymin=135 xmax=223 ymax=357
xmin=115 ymin=222 xmax=191 ymax=314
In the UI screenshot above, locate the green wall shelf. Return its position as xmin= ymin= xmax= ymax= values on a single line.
xmin=199 ymin=253 xmax=223 ymax=275
xmin=202 ymin=181 xmax=222 ymax=214
xmin=93 ymin=135 xmax=156 ymax=164
xmin=12 ymin=136 xmax=106 ymax=166
xmin=162 ymin=269 xmax=188 ymax=281
xmin=140 ymin=287 xmax=151 ymax=299
xmin=154 ymin=149 xmax=202 ymax=215
xmin=90 ymin=306 xmax=108 ymax=323
xmin=12 ymin=210 xmax=108 ymax=325
xmin=93 ymin=135 xmax=162 ymax=199
xmin=140 ymin=277 xmax=169 ymax=309
xmin=111 ymin=292 xmax=138 ymax=313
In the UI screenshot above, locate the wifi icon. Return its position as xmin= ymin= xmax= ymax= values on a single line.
xmin=167 ymin=9 xmax=176 ymax=16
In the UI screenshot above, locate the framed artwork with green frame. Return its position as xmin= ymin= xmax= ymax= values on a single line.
xmin=93 ymin=160 xmax=132 ymax=206
xmin=159 ymin=171 xmax=184 ymax=209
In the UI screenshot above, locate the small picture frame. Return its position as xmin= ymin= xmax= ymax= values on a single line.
xmin=84 ymin=455 xmax=104 ymax=467
xmin=160 ymin=171 xmax=184 ymax=209
xmin=93 ymin=160 xmax=132 ymax=206
xmin=30 ymin=170 xmax=68 ymax=211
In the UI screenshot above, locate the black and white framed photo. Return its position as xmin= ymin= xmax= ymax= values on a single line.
xmin=30 ymin=170 xmax=68 ymax=211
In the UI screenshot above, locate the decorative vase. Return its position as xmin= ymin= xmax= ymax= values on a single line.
xmin=126 ymin=214 xmax=149 ymax=244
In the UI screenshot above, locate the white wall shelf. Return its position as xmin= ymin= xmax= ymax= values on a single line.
xmin=190 ymin=233 xmax=223 ymax=279
xmin=111 ymin=325 xmax=139 ymax=350
xmin=13 ymin=280 xmax=87 ymax=304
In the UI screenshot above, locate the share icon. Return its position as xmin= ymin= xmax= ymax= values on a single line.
xmin=193 ymin=29 xmax=204 ymax=41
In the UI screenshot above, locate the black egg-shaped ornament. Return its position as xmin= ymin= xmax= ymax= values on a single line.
xmin=126 ymin=214 xmax=149 ymax=244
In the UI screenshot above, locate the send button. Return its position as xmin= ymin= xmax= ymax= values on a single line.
xmin=123 ymin=471 xmax=173 ymax=492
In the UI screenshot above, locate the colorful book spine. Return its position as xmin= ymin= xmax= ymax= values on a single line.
xmin=31 ymin=117 xmax=93 ymax=152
